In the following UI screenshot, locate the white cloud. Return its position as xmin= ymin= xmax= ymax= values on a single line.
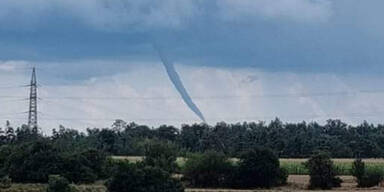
xmin=0 ymin=60 xmax=30 ymax=72
xmin=1 ymin=60 xmax=384 ymax=133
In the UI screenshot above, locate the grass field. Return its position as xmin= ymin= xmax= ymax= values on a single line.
xmin=280 ymin=159 xmax=384 ymax=175
xmin=112 ymin=156 xmax=384 ymax=176
xmin=4 ymin=157 xmax=384 ymax=191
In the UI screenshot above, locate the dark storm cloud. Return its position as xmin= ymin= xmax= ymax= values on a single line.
xmin=0 ymin=0 xmax=383 ymax=78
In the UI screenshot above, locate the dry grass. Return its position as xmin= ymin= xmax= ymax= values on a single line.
xmin=113 ymin=156 xmax=384 ymax=164
xmin=0 ymin=184 xmax=46 ymax=192
xmin=3 ymin=176 xmax=384 ymax=192
xmin=6 ymin=157 xmax=384 ymax=192
xmin=0 ymin=183 xmax=106 ymax=192
xmin=111 ymin=156 xmax=187 ymax=165
xmin=74 ymin=183 xmax=107 ymax=192
xmin=280 ymin=159 xmax=384 ymax=175
xmin=186 ymin=175 xmax=384 ymax=192
xmin=111 ymin=156 xmax=143 ymax=162
xmin=280 ymin=158 xmax=384 ymax=163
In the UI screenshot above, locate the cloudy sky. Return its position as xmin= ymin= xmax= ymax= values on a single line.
xmin=1 ymin=0 xmax=384 ymax=132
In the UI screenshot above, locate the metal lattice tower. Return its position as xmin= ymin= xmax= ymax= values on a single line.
xmin=28 ymin=67 xmax=38 ymax=129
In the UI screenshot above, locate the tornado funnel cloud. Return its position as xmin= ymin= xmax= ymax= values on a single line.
xmin=153 ymin=44 xmax=206 ymax=122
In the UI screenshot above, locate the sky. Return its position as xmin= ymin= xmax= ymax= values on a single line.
xmin=1 ymin=0 xmax=384 ymax=132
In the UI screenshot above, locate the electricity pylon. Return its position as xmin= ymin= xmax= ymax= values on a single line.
xmin=28 ymin=67 xmax=38 ymax=129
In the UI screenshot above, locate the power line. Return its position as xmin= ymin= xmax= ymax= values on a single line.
xmin=0 ymin=86 xmax=27 ymax=89
xmin=1 ymin=89 xmax=384 ymax=101
xmin=0 ymin=112 xmax=26 ymax=117
xmin=2 ymin=66 xmax=384 ymax=126
xmin=2 ymin=112 xmax=384 ymax=122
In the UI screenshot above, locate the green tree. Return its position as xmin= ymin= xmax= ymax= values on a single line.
xmin=106 ymin=162 xmax=184 ymax=192
xmin=143 ymin=140 xmax=178 ymax=173
xmin=7 ymin=140 xmax=61 ymax=183
xmin=352 ymin=159 xmax=365 ymax=184
xmin=97 ymin=129 xmax=117 ymax=153
xmin=305 ymin=152 xmax=342 ymax=189
xmin=5 ymin=121 xmax=15 ymax=143
xmin=352 ymin=159 xmax=384 ymax=188
xmin=233 ymin=148 xmax=286 ymax=188
xmin=183 ymin=151 xmax=234 ymax=188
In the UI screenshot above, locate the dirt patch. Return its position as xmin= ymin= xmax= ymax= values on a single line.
xmin=186 ymin=175 xmax=384 ymax=192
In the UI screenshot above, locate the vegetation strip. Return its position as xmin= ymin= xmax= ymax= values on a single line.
xmin=112 ymin=156 xmax=384 ymax=176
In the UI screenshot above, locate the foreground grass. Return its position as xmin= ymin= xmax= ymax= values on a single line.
xmin=1 ymin=183 xmax=106 ymax=192
xmin=4 ymin=176 xmax=384 ymax=192
xmin=0 ymin=184 xmax=46 ymax=192
xmin=112 ymin=156 xmax=384 ymax=176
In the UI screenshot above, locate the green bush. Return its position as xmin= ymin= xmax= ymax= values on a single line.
xmin=60 ymin=149 xmax=107 ymax=183
xmin=7 ymin=140 xmax=61 ymax=183
xmin=0 ymin=175 xmax=11 ymax=189
xmin=2 ymin=140 xmax=107 ymax=184
xmin=47 ymin=175 xmax=75 ymax=192
xmin=352 ymin=159 xmax=365 ymax=184
xmin=358 ymin=170 xmax=384 ymax=188
xmin=305 ymin=152 xmax=342 ymax=189
xmin=143 ymin=140 xmax=178 ymax=173
xmin=99 ymin=157 xmax=117 ymax=179
xmin=183 ymin=151 xmax=234 ymax=188
xmin=60 ymin=155 xmax=97 ymax=184
xmin=277 ymin=167 xmax=289 ymax=186
xmin=233 ymin=148 xmax=287 ymax=188
xmin=0 ymin=145 xmax=13 ymax=177
xmin=106 ymin=162 xmax=184 ymax=192
xmin=352 ymin=159 xmax=384 ymax=187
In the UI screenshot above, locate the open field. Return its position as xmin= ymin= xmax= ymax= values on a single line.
xmin=3 ymin=176 xmax=384 ymax=192
xmin=112 ymin=156 xmax=384 ymax=176
xmin=280 ymin=159 xmax=384 ymax=175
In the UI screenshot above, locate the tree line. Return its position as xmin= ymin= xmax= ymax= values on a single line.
xmin=1 ymin=119 xmax=384 ymax=191
xmin=1 ymin=118 xmax=384 ymax=158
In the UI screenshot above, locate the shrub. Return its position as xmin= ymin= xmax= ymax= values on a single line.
xmin=233 ymin=148 xmax=287 ymax=188
xmin=60 ymin=149 xmax=107 ymax=183
xmin=78 ymin=149 xmax=107 ymax=178
xmin=143 ymin=140 xmax=178 ymax=173
xmin=183 ymin=151 xmax=234 ymax=188
xmin=0 ymin=145 xmax=13 ymax=177
xmin=106 ymin=162 xmax=184 ymax=192
xmin=7 ymin=140 xmax=61 ymax=183
xmin=277 ymin=167 xmax=289 ymax=186
xmin=0 ymin=176 xmax=11 ymax=189
xmin=99 ymin=157 xmax=117 ymax=179
xmin=357 ymin=170 xmax=384 ymax=188
xmin=352 ymin=159 xmax=365 ymax=184
xmin=60 ymin=154 xmax=97 ymax=184
xmin=305 ymin=152 xmax=342 ymax=189
xmin=2 ymin=140 xmax=107 ymax=184
xmin=47 ymin=175 xmax=75 ymax=192
xmin=352 ymin=159 xmax=384 ymax=188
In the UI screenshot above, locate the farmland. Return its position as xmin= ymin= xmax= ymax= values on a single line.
xmin=280 ymin=159 xmax=384 ymax=175
xmin=112 ymin=156 xmax=384 ymax=176
xmin=3 ymin=157 xmax=384 ymax=191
